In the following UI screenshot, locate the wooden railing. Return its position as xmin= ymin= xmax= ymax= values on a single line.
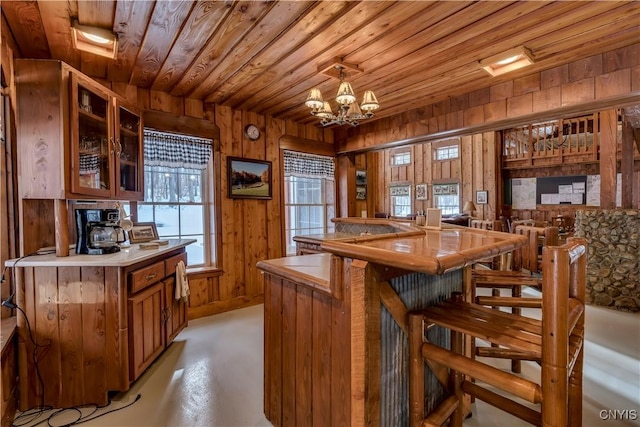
xmin=502 ymin=114 xmax=600 ymax=168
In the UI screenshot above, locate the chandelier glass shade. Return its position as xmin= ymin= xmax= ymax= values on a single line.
xmin=305 ymin=68 xmax=379 ymax=127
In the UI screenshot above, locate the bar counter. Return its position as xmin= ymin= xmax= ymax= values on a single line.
xmin=258 ymin=224 xmax=526 ymax=427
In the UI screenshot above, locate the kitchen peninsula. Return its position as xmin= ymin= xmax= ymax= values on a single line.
xmin=258 ymin=224 xmax=526 ymax=427
xmin=6 ymin=239 xmax=195 ymax=410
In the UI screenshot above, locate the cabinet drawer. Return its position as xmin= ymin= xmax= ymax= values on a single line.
xmin=129 ymin=261 xmax=165 ymax=293
xmin=165 ymin=252 xmax=187 ymax=277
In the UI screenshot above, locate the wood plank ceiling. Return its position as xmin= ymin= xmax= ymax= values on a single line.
xmin=2 ymin=1 xmax=639 ymax=126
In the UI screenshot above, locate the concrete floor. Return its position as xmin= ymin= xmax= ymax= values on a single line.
xmin=15 ymin=298 xmax=640 ymax=427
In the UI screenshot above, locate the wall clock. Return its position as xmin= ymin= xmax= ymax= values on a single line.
xmin=244 ymin=124 xmax=260 ymax=140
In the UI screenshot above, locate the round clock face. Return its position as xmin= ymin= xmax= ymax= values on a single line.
xmin=245 ymin=124 xmax=260 ymax=140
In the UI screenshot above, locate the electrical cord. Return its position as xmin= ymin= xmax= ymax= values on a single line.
xmin=11 ymin=394 xmax=141 ymax=427
xmin=5 ymin=252 xmax=142 ymax=427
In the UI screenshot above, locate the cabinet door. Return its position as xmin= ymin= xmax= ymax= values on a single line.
xmin=128 ymin=282 xmax=166 ymax=382
xmin=69 ymin=73 xmax=115 ymax=198
xmin=164 ymin=277 xmax=188 ymax=344
xmin=115 ymin=100 xmax=144 ymax=200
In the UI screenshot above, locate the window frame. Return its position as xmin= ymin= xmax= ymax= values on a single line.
xmin=284 ymin=174 xmax=335 ymax=256
xmin=138 ymin=112 xmax=220 ymax=268
xmin=390 ymin=184 xmax=412 ymax=217
xmin=432 ymin=183 xmax=460 ymax=215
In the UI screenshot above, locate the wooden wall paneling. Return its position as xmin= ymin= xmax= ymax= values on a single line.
xmin=600 ymin=109 xmax=618 ymax=209
xmin=149 ymin=90 xmax=183 ymax=116
xmin=184 ymin=98 xmax=204 ymax=118
xmin=461 ymin=135 xmax=474 ymax=210
xmin=216 ymin=105 xmax=236 ymax=301
xmin=406 ymin=147 xmax=415 ymax=189
xmin=110 ymin=82 xmax=138 ymax=105
xmin=414 ymin=144 xmax=425 ymax=213
xmin=621 ymin=114 xmax=634 ymax=208
xmin=472 ymin=134 xmax=485 ymax=218
xmin=263 ymin=275 xmax=276 ymax=422
xmin=312 ymin=290 xmax=332 ymax=426
xmin=231 ymin=109 xmax=246 ymax=297
xmin=331 ymin=259 xmax=351 ymax=427
xmin=382 ymin=150 xmax=390 ymax=214
xmin=483 ymin=132 xmax=497 ymax=220
xmin=295 ymin=285 xmax=313 ymax=426
xmin=135 ymin=87 xmax=150 ymax=112
xmin=105 ymin=267 xmax=127 ymax=391
xmin=242 ymin=110 xmax=267 ymax=298
xmin=424 ymin=142 xmax=433 ymax=203
xmin=337 ymin=155 xmax=354 ymax=218
xmin=281 ymin=279 xmax=297 ymax=426
xmin=80 ymin=266 xmax=107 ymax=406
xmin=365 ymin=151 xmax=378 ymax=216
xmin=34 ymin=267 xmax=62 ymax=406
xmin=267 ymin=116 xmax=284 ymax=261
xmin=354 ymin=153 xmax=367 ymax=217
xmin=57 ymin=266 xmax=84 ymax=404
xmin=21 ymin=199 xmax=55 ymax=256
xmin=17 ymin=267 xmax=35 ymax=410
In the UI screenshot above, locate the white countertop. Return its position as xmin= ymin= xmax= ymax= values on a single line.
xmin=5 ymin=239 xmax=196 ymax=267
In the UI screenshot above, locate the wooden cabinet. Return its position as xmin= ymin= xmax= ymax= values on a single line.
xmin=16 ymin=59 xmax=143 ymax=201
xmin=127 ymin=252 xmax=187 ymax=382
xmin=128 ymin=282 xmax=166 ymax=381
xmin=14 ymin=246 xmax=188 ymax=409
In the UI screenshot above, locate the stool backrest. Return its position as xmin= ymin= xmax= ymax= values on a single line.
xmin=510 ymin=219 xmax=536 ymax=233
xmin=470 ymin=219 xmax=502 ymax=231
xmin=513 ymin=225 xmax=559 ymax=273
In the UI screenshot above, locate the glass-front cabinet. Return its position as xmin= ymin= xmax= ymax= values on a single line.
xmin=116 ymin=101 xmax=143 ymax=198
xmin=69 ymin=73 xmax=143 ymax=200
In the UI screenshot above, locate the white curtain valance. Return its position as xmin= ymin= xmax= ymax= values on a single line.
xmin=144 ymin=130 xmax=212 ymax=170
xmin=283 ymin=150 xmax=334 ymax=180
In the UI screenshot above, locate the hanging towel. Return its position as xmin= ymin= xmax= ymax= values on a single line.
xmin=175 ymin=260 xmax=190 ymax=302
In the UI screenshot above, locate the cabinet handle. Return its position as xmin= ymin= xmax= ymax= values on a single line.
xmin=110 ymin=137 xmax=115 ymax=156
xmin=145 ymin=273 xmax=157 ymax=281
xmin=116 ymin=138 xmax=122 ymax=156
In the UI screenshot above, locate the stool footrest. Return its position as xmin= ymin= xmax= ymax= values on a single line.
xmin=421 ymin=341 xmax=542 ymax=403
xmin=423 ymin=395 xmax=459 ymax=427
xmin=461 ymin=380 xmax=542 ymax=426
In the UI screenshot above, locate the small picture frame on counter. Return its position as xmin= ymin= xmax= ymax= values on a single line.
xmin=129 ymin=222 xmax=159 ymax=243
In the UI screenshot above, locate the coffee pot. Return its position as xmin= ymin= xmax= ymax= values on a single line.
xmin=76 ymin=208 xmax=122 ymax=255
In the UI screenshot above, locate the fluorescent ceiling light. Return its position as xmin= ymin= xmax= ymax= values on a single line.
xmin=71 ymin=19 xmax=117 ymax=59
xmin=480 ymin=46 xmax=534 ymax=77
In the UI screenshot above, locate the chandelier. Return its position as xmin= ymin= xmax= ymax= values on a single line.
xmin=305 ymin=65 xmax=379 ymax=127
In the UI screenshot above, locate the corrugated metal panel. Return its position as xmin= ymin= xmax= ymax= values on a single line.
xmin=380 ymin=270 xmax=462 ymax=426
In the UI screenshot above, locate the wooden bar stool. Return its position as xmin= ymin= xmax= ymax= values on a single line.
xmin=409 ymin=238 xmax=586 ymax=427
xmin=472 ymin=225 xmax=559 ymax=372
xmin=469 ymin=219 xmax=504 ymax=269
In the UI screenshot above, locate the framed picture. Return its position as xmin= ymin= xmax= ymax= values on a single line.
xmin=356 ymin=169 xmax=367 ymax=186
xmin=476 ymin=190 xmax=488 ymax=205
xmin=227 ymin=157 xmax=272 ymax=199
xmin=129 ymin=222 xmax=158 ymax=243
xmin=415 ymin=183 xmax=428 ymax=200
xmin=356 ymin=185 xmax=367 ymax=200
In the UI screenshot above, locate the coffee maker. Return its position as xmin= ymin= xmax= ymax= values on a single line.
xmin=75 ymin=209 xmax=123 ymax=255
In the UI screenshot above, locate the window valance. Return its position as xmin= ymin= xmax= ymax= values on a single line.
xmin=144 ymin=130 xmax=212 ymax=170
xmin=283 ymin=150 xmax=334 ymax=180
xmin=433 ymin=183 xmax=459 ymax=195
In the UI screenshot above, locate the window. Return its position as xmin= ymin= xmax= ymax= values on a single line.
xmin=284 ymin=151 xmax=335 ymax=255
xmin=391 ymin=150 xmax=411 ymax=165
xmin=137 ymin=130 xmax=213 ymax=267
xmin=435 ymin=144 xmax=459 ymax=160
xmin=390 ymin=185 xmax=411 ymax=217
xmin=432 ymin=183 xmax=460 ymax=215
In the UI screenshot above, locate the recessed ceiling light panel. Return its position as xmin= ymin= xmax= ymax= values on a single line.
xmin=71 ymin=19 xmax=118 ymax=59
xmin=480 ymin=46 xmax=534 ymax=77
